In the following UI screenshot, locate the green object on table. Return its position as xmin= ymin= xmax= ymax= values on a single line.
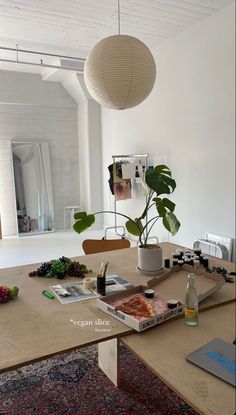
xmin=42 ymin=290 xmax=55 ymax=299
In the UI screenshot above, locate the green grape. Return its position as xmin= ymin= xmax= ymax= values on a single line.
xmin=46 ymin=260 xmax=66 ymax=278
xmin=59 ymin=256 xmax=71 ymax=264
xmin=30 ymin=257 xmax=92 ymax=279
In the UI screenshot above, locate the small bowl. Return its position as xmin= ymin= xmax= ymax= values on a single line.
xmin=144 ymin=289 xmax=155 ymax=298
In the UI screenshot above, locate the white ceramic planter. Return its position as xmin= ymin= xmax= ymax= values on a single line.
xmin=138 ymin=244 xmax=163 ymax=272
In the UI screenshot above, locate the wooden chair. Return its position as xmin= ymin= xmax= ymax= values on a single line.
xmin=82 ymin=238 xmax=130 ymax=255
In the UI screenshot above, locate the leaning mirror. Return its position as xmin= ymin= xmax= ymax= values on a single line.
xmin=12 ymin=142 xmax=54 ymax=235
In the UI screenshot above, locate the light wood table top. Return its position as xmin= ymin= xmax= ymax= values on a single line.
xmin=121 ymin=302 xmax=236 ymax=415
xmin=0 ymin=243 xmax=235 ymax=374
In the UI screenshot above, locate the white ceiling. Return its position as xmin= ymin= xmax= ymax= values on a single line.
xmin=0 ymin=0 xmax=233 ymax=74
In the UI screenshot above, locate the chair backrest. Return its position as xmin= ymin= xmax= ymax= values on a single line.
xmin=82 ymin=238 xmax=131 ymax=255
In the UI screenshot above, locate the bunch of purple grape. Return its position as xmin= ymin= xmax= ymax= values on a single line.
xmin=66 ymin=261 xmax=88 ymax=277
xmin=0 ymin=286 xmax=10 ymax=303
xmin=37 ymin=262 xmax=52 ymax=276
xmin=0 ymin=286 xmax=19 ymax=304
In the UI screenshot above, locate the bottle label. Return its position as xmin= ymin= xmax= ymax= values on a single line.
xmin=185 ymin=306 xmax=197 ymax=319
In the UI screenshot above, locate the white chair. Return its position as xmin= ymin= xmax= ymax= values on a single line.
xmin=64 ymin=205 xmax=80 ymax=229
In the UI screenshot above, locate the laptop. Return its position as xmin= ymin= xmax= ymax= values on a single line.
xmin=186 ymin=338 xmax=236 ymax=387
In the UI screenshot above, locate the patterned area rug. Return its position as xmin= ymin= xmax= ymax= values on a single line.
xmin=0 ymin=345 xmax=197 ymax=415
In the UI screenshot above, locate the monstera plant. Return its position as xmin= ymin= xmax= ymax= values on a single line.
xmin=74 ymin=165 xmax=180 ymax=273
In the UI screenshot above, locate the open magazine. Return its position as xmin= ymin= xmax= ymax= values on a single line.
xmin=49 ymin=274 xmax=134 ymax=305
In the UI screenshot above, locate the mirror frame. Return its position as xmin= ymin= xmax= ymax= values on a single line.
xmin=11 ymin=141 xmax=55 ymax=236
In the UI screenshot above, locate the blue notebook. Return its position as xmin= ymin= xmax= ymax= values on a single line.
xmin=186 ymin=338 xmax=236 ymax=387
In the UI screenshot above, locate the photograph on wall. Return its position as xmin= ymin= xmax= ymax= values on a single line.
xmin=121 ymin=163 xmax=136 ymax=179
xmin=114 ymin=179 xmax=132 ymax=200
xmin=113 ymin=162 xmax=123 ymax=183
xmin=135 ymin=164 xmax=146 ymax=178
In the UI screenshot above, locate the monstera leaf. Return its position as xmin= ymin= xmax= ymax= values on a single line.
xmin=154 ymin=197 xmax=179 ymax=235
xmin=154 ymin=197 xmax=176 ymax=217
xmin=146 ymin=165 xmax=176 ymax=196
xmin=125 ymin=218 xmax=143 ymax=236
xmin=73 ymin=212 xmax=95 ymax=233
xmin=162 ymin=212 xmax=180 ymax=236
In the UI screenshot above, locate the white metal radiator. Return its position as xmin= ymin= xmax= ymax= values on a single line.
xmin=193 ymin=232 xmax=233 ymax=261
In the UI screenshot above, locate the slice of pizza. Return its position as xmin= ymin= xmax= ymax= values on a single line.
xmin=115 ymin=296 xmax=155 ymax=317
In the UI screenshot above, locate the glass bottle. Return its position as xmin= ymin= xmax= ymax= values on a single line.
xmin=184 ymin=273 xmax=199 ymax=326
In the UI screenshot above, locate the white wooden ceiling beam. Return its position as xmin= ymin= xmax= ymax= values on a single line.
xmin=0 ymin=0 xmax=233 ymax=71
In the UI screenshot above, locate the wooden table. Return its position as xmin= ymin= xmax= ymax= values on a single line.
xmin=0 ymin=243 xmax=235 ymax=412
xmin=0 ymin=248 xmax=134 ymax=373
xmin=121 ymin=302 xmax=236 ymax=415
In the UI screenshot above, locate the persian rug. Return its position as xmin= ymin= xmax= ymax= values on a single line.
xmin=0 ymin=345 xmax=197 ymax=415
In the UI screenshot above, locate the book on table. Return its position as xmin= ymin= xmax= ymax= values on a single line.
xmin=186 ymin=338 xmax=236 ymax=387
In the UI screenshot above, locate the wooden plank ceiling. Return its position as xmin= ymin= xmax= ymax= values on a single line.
xmin=0 ymin=0 xmax=233 ymax=59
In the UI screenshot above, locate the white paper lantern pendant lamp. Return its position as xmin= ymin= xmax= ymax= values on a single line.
xmin=84 ymin=0 xmax=156 ymax=110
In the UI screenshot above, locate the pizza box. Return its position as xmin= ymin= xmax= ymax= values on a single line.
xmin=97 ymin=286 xmax=184 ymax=332
xmin=96 ymin=265 xmax=225 ymax=332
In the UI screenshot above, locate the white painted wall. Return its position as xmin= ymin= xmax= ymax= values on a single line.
xmin=0 ymin=71 xmax=79 ymax=232
xmin=101 ymin=3 xmax=235 ymax=257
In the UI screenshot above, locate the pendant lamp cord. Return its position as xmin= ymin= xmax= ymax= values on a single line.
xmin=118 ymin=0 xmax=121 ymax=35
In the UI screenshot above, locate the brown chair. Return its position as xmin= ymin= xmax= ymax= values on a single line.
xmin=82 ymin=238 xmax=130 ymax=255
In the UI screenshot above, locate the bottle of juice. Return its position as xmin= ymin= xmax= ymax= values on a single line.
xmin=184 ymin=273 xmax=199 ymax=326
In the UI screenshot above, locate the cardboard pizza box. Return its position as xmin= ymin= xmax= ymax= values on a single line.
xmin=96 ymin=265 xmax=225 ymax=332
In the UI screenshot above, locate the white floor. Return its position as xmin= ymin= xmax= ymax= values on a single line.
xmin=0 ymin=228 xmax=124 ymax=268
